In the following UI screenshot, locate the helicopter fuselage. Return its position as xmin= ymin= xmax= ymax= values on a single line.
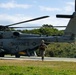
xmin=0 ymin=31 xmax=74 ymax=57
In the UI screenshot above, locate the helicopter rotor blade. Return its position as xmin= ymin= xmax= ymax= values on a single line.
xmin=10 ymin=26 xmax=66 ymax=28
xmin=7 ymin=16 xmax=49 ymax=27
xmin=53 ymin=26 xmax=66 ymax=27
xmin=10 ymin=26 xmax=41 ymax=28
xmin=56 ymin=15 xmax=73 ymax=18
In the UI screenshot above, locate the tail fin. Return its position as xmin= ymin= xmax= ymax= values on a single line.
xmin=56 ymin=0 xmax=76 ymax=35
xmin=65 ymin=12 xmax=76 ymax=35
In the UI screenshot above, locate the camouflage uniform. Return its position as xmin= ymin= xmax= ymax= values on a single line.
xmin=39 ymin=40 xmax=47 ymax=61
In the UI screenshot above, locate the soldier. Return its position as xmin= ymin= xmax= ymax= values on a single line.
xmin=39 ymin=40 xmax=47 ymax=61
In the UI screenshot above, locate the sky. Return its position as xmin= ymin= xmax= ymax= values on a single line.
xmin=0 ymin=0 xmax=75 ymax=30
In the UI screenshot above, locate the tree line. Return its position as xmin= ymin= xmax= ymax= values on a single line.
xmin=21 ymin=24 xmax=64 ymax=36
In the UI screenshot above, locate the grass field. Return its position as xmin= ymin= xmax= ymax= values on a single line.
xmin=0 ymin=60 xmax=76 ymax=75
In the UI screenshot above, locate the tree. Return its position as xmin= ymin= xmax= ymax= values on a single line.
xmin=21 ymin=24 xmax=64 ymax=36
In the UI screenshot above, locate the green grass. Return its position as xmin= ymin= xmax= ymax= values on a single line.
xmin=0 ymin=60 xmax=76 ymax=75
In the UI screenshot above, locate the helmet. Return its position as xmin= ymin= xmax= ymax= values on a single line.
xmin=41 ymin=40 xmax=45 ymax=43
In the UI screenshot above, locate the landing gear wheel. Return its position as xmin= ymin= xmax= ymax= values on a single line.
xmin=15 ymin=54 xmax=20 ymax=58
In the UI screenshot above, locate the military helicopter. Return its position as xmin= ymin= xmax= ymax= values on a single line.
xmin=0 ymin=16 xmax=51 ymax=57
xmin=0 ymin=0 xmax=76 ymax=58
